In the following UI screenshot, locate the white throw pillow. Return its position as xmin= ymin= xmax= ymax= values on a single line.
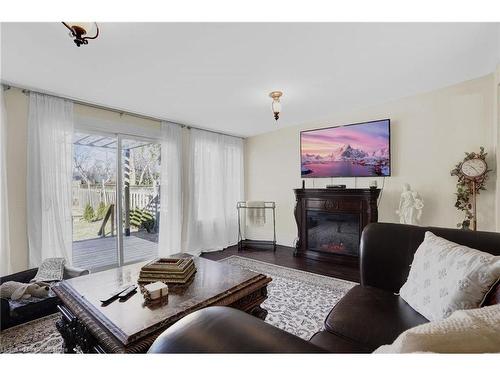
xmin=399 ymin=231 xmax=500 ymax=321
xmin=374 ymin=304 xmax=500 ymax=353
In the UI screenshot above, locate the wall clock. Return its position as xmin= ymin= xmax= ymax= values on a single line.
xmin=460 ymin=158 xmax=488 ymax=179
xmin=450 ymin=147 xmax=491 ymax=231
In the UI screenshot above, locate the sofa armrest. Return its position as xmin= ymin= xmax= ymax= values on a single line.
xmin=0 ymin=268 xmax=38 ymax=284
xmin=1 ymin=297 xmax=11 ymax=329
xmin=1 ymin=297 xmax=10 ymax=317
xmin=148 ymin=306 xmax=326 ymax=353
xmin=0 ymin=266 xmax=88 ymax=284
xmin=63 ymin=266 xmax=89 ymax=279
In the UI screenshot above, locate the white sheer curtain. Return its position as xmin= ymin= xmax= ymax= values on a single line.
xmin=0 ymin=87 xmax=12 ymax=276
xmin=184 ymin=129 xmax=244 ymax=254
xmin=27 ymin=93 xmax=74 ymax=267
xmin=158 ymin=121 xmax=183 ymax=256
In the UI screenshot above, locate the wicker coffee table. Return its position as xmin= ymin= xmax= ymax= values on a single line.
xmin=52 ymin=257 xmax=271 ymax=353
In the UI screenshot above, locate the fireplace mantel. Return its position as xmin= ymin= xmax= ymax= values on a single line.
xmin=293 ymin=188 xmax=380 ymax=276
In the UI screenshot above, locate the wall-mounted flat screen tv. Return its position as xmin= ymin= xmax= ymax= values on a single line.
xmin=300 ymin=119 xmax=391 ymax=178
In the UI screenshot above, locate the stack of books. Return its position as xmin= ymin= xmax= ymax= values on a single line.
xmin=138 ymin=258 xmax=196 ymax=284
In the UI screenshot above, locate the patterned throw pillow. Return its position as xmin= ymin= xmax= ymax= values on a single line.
xmin=31 ymin=258 xmax=66 ymax=282
xmin=399 ymin=232 xmax=500 ymax=321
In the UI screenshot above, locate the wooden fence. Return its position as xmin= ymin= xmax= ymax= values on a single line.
xmin=73 ymin=184 xmax=157 ymax=211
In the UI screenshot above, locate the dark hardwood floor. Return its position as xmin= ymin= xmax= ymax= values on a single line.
xmin=201 ymin=244 xmax=360 ymax=283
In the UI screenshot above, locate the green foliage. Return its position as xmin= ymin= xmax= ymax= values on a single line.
xmin=450 ymin=147 xmax=491 ymax=229
xmin=83 ymin=203 xmax=95 ymax=223
xmin=96 ymin=201 xmax=108 ymax=220
xmin=130 ymin=209 xmax=155 ymax=233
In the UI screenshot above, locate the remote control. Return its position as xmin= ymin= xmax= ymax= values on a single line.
xmin=118 ymin=285 xmax=137 ymax=301
xmin=100 ymin=285 xmax=133 ymax=304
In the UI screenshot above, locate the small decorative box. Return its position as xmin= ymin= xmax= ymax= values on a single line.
xmin=142 ymin=281 xmax=168 ymax=300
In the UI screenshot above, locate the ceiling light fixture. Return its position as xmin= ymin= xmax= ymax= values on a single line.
xmin=269 ymin=91 xmax=283 ymax=121
xmin=62 ymin=22 xmax=100 ymax=47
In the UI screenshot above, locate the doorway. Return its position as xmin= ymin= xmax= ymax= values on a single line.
xmin=71 ymin=131 xmax=160 ymax=271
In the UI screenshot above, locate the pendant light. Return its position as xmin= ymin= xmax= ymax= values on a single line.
xmin=62 ymin=22 xmax=100 ymax=47
xmin=269 ymin=91 xmax=283 ymax=121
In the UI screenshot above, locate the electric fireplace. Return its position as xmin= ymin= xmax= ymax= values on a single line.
xmin=307 ymin=211 xmax=360 ymax=256
xmin=294 ymin=188 xmax=380 ymax=280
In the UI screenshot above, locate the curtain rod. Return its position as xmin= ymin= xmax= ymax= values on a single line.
xmin=1 ymin=82 xmax=244 ymax=140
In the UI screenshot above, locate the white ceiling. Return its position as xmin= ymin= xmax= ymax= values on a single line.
xmin=1 ymin=23 xmax=499 ymax=137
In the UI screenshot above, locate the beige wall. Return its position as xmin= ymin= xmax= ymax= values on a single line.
xmin=4 ymin=87 xmax=161 ymax=272
xmin=245 ymin=74 xmax=498 ymax=247
xmin=4 ymin=88 xmax=28 ymax=271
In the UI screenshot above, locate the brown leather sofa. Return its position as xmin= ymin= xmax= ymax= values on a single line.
xmin=148 ymin=223 xmax=500 ymax=353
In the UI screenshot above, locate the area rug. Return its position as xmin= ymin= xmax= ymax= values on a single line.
xmin=0 ymin=256 xmax=356 ymax=353
xmin=0 ymin=313 xmax=63 ymax=353
xmin=220 ymin=256 xmax=356 ymax=340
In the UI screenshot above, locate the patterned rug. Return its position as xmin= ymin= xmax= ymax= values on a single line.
xmin=0 ymin=313 xmax=63 ymax=353
xmin=0 ymin=256 xmax=355 ymax=353
xmin=220 ymin=256 xmax=355 ymax=340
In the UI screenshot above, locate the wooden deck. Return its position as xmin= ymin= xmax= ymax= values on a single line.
xmin=72 ymin=236 xmax=158 ymax=272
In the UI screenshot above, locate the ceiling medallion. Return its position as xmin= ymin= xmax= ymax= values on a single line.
xmin=62 ymin=22 xmax=100 ymax=47
xmin=269 ymin=91 xmax=283 ymax=121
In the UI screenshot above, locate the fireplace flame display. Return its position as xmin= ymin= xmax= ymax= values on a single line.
xmin=320 ymin=242 xmax=346 ymax=252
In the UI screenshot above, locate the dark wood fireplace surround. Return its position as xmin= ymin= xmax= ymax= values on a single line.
xmin=294 ymin=188 xmax=380 ymax=280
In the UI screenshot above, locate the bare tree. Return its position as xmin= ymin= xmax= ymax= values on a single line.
xmin=74 ymin=146 xmax=116 ymax=208
xmin=94 ymin=154 xmax=114 ymax=205
xmin=132 ymin=144 xmax=160 ymax=186
xmin=73 ymin=149 xmax=95 ymax=206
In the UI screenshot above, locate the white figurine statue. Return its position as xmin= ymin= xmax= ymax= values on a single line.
xmin=396 ymin=183 xmax=424 ymax=225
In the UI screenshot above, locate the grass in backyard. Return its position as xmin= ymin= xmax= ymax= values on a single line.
xmin=72 ymin=216 xmax=148 ymax=242
xmin=72 ymin=216 xmax=114 ymax=242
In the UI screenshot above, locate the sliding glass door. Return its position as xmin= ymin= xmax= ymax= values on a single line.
xmin=71 ymin=131 xmax=160 ymax=271
xmin=119 ymin=136 xmax=160 ymax=266
xmin=72 ymin=132 xmax=119 ymax=271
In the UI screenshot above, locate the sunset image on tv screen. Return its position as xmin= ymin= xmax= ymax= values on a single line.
xmin=300 ymin=119 xmax=390 ymax=177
